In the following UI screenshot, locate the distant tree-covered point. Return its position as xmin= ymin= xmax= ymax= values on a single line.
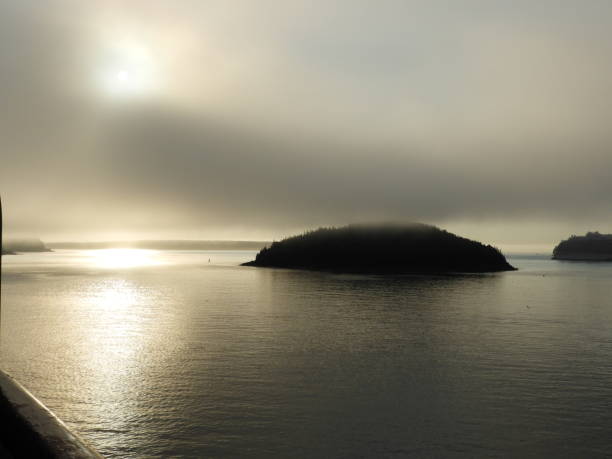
xmin=2 ymin=238 xmax=51 ymax=254
xmin=553 ymin=232 xmax=612 ymax=261
xmin=242 ymin=223 xmax=516 ymax=273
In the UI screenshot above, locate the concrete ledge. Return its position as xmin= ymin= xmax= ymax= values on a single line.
xmin=0 ymin=370 xmax=103 ymax=458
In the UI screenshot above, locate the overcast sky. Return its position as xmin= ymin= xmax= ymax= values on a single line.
xmin=2 ymin=0 xmax=612 ymax=249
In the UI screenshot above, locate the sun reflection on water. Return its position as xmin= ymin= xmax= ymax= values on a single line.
xmin=76 ymin=279 xmax=157 ymax=434
xmin=87 ymin=248 xmax=162 ymax=269
xmin=81 ymin=279 xmax=147 ymax=359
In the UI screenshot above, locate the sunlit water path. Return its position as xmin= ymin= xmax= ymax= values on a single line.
xmin=2 ymin=250 xmax=612 ymax=457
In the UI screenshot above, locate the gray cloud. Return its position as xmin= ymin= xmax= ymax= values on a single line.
xmin=2 ymin=1 xmax=612 ymax=246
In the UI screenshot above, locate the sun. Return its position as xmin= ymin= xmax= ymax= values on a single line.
xmin=116 ymin=70 xmax=129 ymax=81
xmin=96 ymin=39 xmax=158 ymax=98
xmin=101 ymin=67 xmax=151 ymax=97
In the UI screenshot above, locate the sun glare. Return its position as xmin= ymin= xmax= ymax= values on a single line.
xmin=88 ymin=249 xmax=161 ymax=269
xmin=96 ymin=39 xmax=158 ymax=98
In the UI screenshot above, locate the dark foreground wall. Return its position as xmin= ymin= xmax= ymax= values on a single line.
xmin=0 ymin=370 xmax=102 ymax=458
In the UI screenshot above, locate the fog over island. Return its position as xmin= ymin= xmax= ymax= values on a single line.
xmin=2 ymin=1 xmax=612 ymax=248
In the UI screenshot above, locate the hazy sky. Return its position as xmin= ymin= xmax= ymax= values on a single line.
xmin=2 ymin=0 xmax=612 ymax=250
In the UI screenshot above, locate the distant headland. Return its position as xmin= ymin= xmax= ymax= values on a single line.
xmin=553 ymin=232 xmax=612 ymax=261
xmin=242 ymin=223 xmax=516 ymax=273
xmin=2 ymin=238 xmax=51 ymax=255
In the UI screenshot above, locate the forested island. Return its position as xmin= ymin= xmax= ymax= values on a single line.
xmin=243 ymin=223 xmax=515 ymax=273
xmin=553 ymin=232 xmax=612 ymax=261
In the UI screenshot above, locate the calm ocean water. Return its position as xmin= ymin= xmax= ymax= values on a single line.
xmin=1 ymin=250 xmax=612 ymax=458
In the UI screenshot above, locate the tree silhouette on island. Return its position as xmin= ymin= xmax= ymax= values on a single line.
xmin=553 ymin=232 xmax=612 ymax=261
xmin=243 ymin=223 xmax=515 ymax=273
